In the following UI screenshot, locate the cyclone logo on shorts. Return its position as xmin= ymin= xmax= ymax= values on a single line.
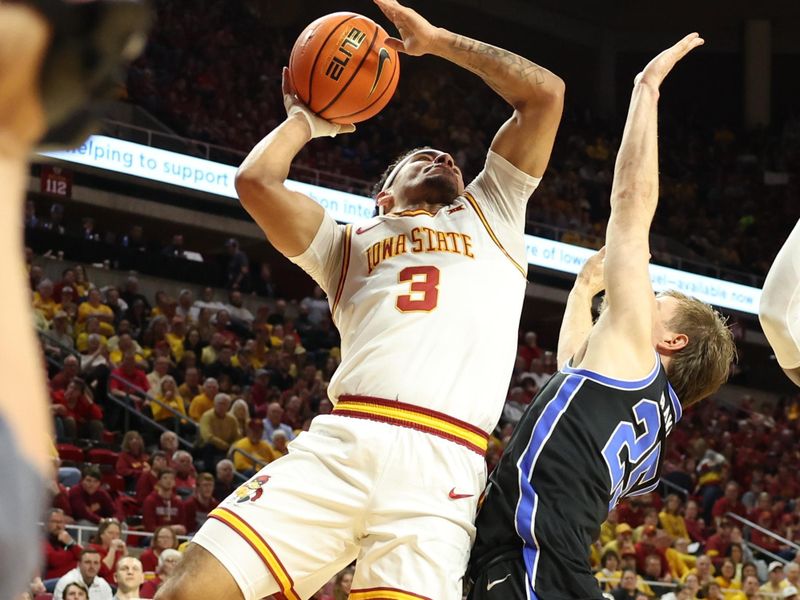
xmin=234 ymin=475 xmax=271 ymax=503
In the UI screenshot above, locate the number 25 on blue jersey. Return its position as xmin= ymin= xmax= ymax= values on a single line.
xmin=602 ymin=398 xmax=663 ymax=510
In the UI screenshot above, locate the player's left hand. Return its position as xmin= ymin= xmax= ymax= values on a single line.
xmin=577 ymin=246 xmax=606 ymax=296
xmin=373 ymin=0 xmax=440 ymax=56
xmin=635 ymin=33 xmax=704 ymax=90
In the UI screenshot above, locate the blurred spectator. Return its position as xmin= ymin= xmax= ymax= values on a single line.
xmin=229 ymin=418 xmax=276 ymax=475
xmin=62 ymin=581 xmax=90 ymax=600
xmin=189 ymin=377 xmax=219 ymax=421
xmin=147 ymin=355 xmax=172 ymax=391
xmin=517 ymin=330 xmax=542 ymax=369
xmin=151 ymin=375 xmax=187 ymax=426
xmin=88 ymin=518 xmax=127 ymax=584
xmin=142 ymin=469 xmax=186 ymax=534
xmin=177 ymin=366 xmax=201 ymax=404
xmin=50 ymin=354 xmax=81 ymax=392
xmin=120 ymin=276 xmax=150 ymax=313
xmin=75 ymin=317 xmax=108 ymax=353
xmin=43 ymin=508 xmax=82 ymax=581
xmin=166 ymin=316 xmax=186 ymax=362
xmin=333 ymin=567 xmax=354 ymax=600
xmin=200 ymin=333 xmax=225 ymax=366
xmin=108 ymin=351 xmax=150 ymax=402
xmin=171 ymin=450 xmax=197 ymax=496
xmin=115 ymin=431 xmax=150 ymax=484
xmin=138 ymin=526 xmax=178 ymax=573
xmin=197 ymin=393 xmax=240 ymax=469
xmin=263 ymin=402 xmax=294 ymax=442
xmin=42 ymin=202 xmax=66 ymax=235
xmin=271 ymin=429 xmax=289 ymax=457
xmin=47 ymin=311 xmax=75 ymax=353
xmin=225 ymin=290 xmax=254 ymax=326
xmin=69 ymin=467 xmax=116 ymax=525
xmin=175 ymin=289 xmax=195 ymax=323
xmin=229 ymin=398 xmax=249 ymax=434
xmin=223 ymin=238 xmax=249 ymax=290
xmin=182 ymin=472 xmax=219 ymax=533
xmin=761 ymin=562 xmax=790 ymax=596
xmin=111 ymin=556 xmax=144 ymax=600
xmin=138 ymin=548 xmax=182 ymax=598
xmin=712 ymin=481 xmax=747 ymax=526
xmin=51 ymin=379 xmax=104 ymax=442
xmin=660 ymin=494 xmax=690 ymax=540
xmin=159 ymin=431 xmax=179 ymax=464
xmin=54 ymin=269 xmax=77 ymax=303
xmin=213 ymin=459 xmax=236 ymax=501
xmin=103 ymin=286 xmax=127 ymax=322
xmin=301 ymin=286 xmax=329 ymax=326
xmin=595 ymin=550 xmax=622 ymax=593
xmin=53 ymin=549 xmax=113 ymax=600
xmin=121 ymin=225 xmax=148 ymax=253
xmin=135 ymin=451 xmax=169 ymax=503
xmin=34 ymin=279 xmax=59 ymax=321
xmin=611 ymin=569 xmax=639 ymax=600
xmin=161 ymin=233 xmax=186 ymax=259
xmin=77 ymin=289 xmax=115 ymax=337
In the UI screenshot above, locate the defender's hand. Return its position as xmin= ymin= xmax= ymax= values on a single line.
xmin=374 ymin=0 xmax=440 ymax=56
xmin=635 ymin=33 xmax=704 ymax=90
xmin=282 ymin=68 xmax=355 ymax=139
xmin=576 ymin=247 xmax=606 ymax=297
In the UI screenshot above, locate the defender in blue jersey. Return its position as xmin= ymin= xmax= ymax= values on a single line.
xmin=468 ymin=35 xmax=736 ymax=600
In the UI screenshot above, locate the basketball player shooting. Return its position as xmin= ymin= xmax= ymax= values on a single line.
xmin=157 ymin=1 xmax=564 ymax=599
xmin=466 ymin=34 xmax=736 ymax=600
xmin=759 ymin=218 xmax=800 ymax=387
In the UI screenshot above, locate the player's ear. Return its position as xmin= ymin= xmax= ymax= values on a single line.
xmin=657 ymin=332 xmax=688 ymax=353
xmin=375 ymin=190 xmax=394 ymax=215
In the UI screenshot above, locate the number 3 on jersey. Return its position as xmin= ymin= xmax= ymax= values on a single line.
xmin=396 ymin=266 xmax=439 ymax=312
xmin=602 ymin=398 xmax=663 ymax=510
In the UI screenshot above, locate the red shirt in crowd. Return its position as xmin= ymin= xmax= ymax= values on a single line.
xmin=116 ymin=451 xmax=150 ymax=480
xmin=183 ymin=495 xmax=219 ymax=533
xmin=89 ymin=543 xmax=124 ymax=584
xmin=109 ymin=366 xmax=150 ymax=396
xmin=136 ymin=470 xmax=158 ymax=503
xmin=51 ymin=389 xmax=103 ymax=423
xmin=142 ymin=491 xmax=185 ymax=532
xmin=43 ymin=537 xmax=82 ymax=579
xmin=138 ymin=548 xmax=160 ymax=572
xmin=711 ymin=497 xmax=747 ymax=520
xmin=139 ymin=576 xmax=162 ymax=598
xmin=68 ymin=484 xmax=116 ymax=524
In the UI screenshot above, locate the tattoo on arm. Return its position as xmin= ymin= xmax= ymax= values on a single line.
xmin=452 ymin=34 xmax=546 ymax=86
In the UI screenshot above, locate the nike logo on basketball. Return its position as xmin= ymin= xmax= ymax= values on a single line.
xmin=356 ymin=222 xmax=382 ymax=235
xmin=368 ymin=48 xmax=391 ymax=97
xmin=448 ymin=487 xmax=473 ymax=500
xmin=486 ymin=574 xmax=511 ymax=591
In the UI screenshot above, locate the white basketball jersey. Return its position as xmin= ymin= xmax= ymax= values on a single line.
xmin=291 ymin=151 xmax=540 ymax=433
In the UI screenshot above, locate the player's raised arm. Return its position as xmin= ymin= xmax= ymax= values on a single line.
xmin=557 ymin=247 xmax=605 ymax=369
xmin=235 ymin=69 xmax=354 ymax=258
xmin=374 ymin=0 xmax=563 ymax=178
xmin=759 ymin=219 xmax=800 ymax=387
xmin=592 ymin=34 xmax=703 ymax=374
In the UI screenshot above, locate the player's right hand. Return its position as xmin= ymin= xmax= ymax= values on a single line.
xmin=635 ymin=33 xmax=704 ymax=90
xmin=282 ymin=67 xmax=355 ymax=139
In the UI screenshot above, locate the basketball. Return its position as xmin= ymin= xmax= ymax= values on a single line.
xmin=288 ymin=12 xmax=400 ymax=124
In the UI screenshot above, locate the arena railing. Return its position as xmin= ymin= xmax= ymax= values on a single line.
xmin=105 ymin=371 xmax=198 ymax=448
xmin=726 ymin=511 xmax=799 ymax=559
xmin=658 ymin=478 xmax=691 ymax=498
xmin=38 ymin=330 xmax=82 ymax=368
xmin=45 ymin=521 xmax=191 ymax=548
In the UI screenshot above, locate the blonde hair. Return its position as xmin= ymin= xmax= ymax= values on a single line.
xmin=660 ymin=290 xmax=736 ymax=407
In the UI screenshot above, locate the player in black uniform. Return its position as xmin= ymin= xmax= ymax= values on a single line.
xmin=468 ymin=34 xmax=736 ymax=600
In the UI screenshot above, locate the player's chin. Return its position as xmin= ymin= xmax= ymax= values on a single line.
xmin=424 ymin=176 xmax=460 ymax=204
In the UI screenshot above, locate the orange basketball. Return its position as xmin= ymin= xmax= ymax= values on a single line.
xmin=288 ymin=12 xmax=400 ymax=124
